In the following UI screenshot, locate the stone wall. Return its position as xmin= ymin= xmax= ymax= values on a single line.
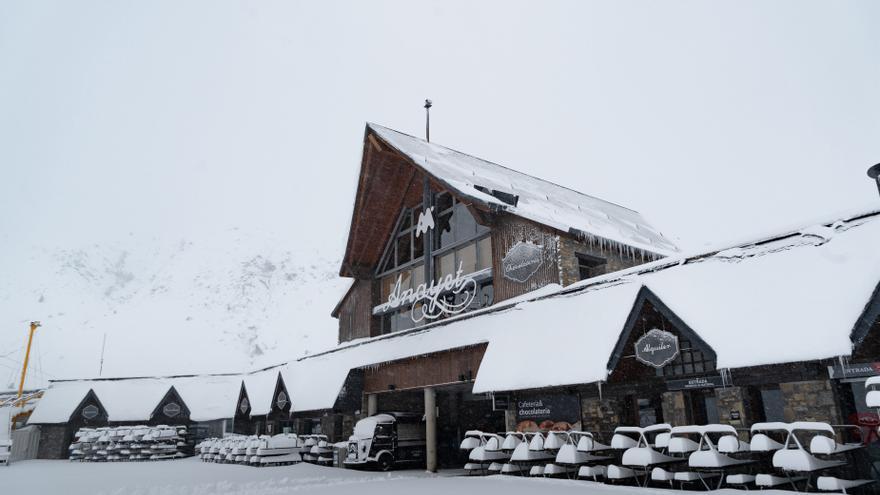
xmin=581 ymin=397 xmax=622 ymax=442
xmin=36 ymin=424 xmax=69 ymax=459
xmin=714 ymin=386 xmax=755 ymax=439
xmin=661 ymin=391 xmax=688 ymax=426
xmin=780 ymin=380 xmax=841 ymax=424
xmin=557 ymin=235 xmax=653 ymax=287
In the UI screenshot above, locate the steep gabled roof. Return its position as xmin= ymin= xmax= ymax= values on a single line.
xmin=368 ymin=123 xmax=678 ymax=256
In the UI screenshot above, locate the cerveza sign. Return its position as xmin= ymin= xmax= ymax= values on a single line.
xmin=376 ymin=261 xmax=477 ymax=322
xmin=667 ymin=375 xmax=725 ymax=391
xmin=635 ymin=329 xmax=680 ymax=368
xmin=502 ymin=241 xmax=544 ymax=283
xmin=828 ymin=362 xmax=880 ymax=379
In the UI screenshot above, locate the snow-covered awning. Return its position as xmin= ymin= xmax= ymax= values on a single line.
xmin=369 ymin=124 xmax=679 ymax=257
xmin=286 ymin=209 xmax=880 ymax=409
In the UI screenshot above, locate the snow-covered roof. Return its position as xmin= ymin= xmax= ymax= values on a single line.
xmin=369 ymin=124 xmax=678 ymax=257
xmin=28 ymin=374 xmax=243 ymax=424
xmin=27 ymin=211 xmax=880 ymax=419
xmin=286 ymin=209 xmax=880 ymax=409
xmin=242 ymin=369 xmax=278 ymax=417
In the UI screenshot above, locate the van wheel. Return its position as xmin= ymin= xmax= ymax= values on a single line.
xmin=377 ymin=453 xmax=393 ymax=471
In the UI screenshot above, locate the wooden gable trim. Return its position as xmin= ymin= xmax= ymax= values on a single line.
xmin=606 ymin=286 xmax=716 ymax=374
xmin=150 ymin=386 xmax=191 ymax=421
xmin=852 ymin=279 xmax=880 ymax=347
xmin=235 ymin=382 xmax=251 ymax=418
xmin=271 ymin=372 xmax=291 ymax=413
xmin=69 ymin=389 xmax=108 ymax=423
xmin=340 ymin=125 xmax=495 ymax=278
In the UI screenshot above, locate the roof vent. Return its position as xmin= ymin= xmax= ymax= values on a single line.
xmin=474 ymin=185 xmax=519 ymax=207
xmin=868 ymin=163 xmax=880 ymax=198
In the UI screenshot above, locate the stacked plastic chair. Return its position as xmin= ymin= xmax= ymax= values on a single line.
xmin=461 ymin=431 xmax=509 ymax=475
xmin=68 ymin=425 xmax=191 ymax=461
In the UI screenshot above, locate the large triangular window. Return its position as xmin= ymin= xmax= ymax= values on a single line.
xmin=374 ymin=191 xmax=493 ymax=335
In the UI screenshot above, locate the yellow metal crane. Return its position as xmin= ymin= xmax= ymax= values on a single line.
xmin=17 ymin=321 xmax=40 ymax=401
xmin=5 ymin=322 xmax=42 ymax=431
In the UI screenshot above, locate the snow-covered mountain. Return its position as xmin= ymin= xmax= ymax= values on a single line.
xmin=0 ymin=228 xmax=350 ymax=391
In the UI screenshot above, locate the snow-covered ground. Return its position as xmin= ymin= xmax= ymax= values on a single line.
xmin=2 ymin=458 xmax=789 ymax=495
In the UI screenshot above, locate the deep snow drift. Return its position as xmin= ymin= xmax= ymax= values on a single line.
xmin=2 ymin=458 xmax=793 ymax=495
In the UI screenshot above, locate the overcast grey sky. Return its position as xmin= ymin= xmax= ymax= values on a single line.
xmin=1 ymin=0 xmax=879 ymax=256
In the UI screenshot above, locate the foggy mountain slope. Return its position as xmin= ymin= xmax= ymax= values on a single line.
xmin=0 ymin=228 xmax=350 ymax=391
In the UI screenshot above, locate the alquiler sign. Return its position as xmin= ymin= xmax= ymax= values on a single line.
xmin=634 ymin=329 xmax=680 ymax=368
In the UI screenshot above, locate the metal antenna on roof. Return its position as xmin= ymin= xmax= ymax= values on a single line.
xmin=868 ymin=163 xmax=880 ymax=198
xmin=424 ymin=99 xmax=432 ymax=142
xmin=99 ymin=333 xmax=106 ymax=376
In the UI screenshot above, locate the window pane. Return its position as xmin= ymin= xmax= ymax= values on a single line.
xmin=413 ymin=230 xmax=424 ymax=260
xmin=436 ymin=251 xmax=455 ymax=281
xmin=397 ymin=308 xmax=414 ymax=331
xmin=381 ymin=275 xmax=396 ymax=300
xmin=411 ymin=263 xmax=425 ymax=288
xmin=382 ymin=248 xmax=395 ymax=273
xmin=399 ymin=269 xmax=412 ymax=292
xmin=436 ymin=211 xmax=453 ymax=250
xmin=400 ymin=209 xmax=412 ymax=230
xmin=435 ymin=192 xmax=453 ymax=213
xmin=396 ymin=234 xmax=411 ymax=266
xmin=479 ymin=282 xmax=494 ymax=308
xmin=452 ymin=203 xmax=477 ymax=242
xmin=457 ymin=242 xmax=477 ymax=274
xmin=477 ymin=237 xmax=492 ymax=271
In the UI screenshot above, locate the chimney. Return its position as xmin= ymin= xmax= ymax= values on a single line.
xmin=424 ymin=99 xmax=432 ymax=142
xmin=869 ymin=163 xmax=880 ymax=198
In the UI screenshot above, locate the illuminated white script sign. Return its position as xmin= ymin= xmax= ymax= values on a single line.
xmin=378 ymin=261 xmax=477 ymax=322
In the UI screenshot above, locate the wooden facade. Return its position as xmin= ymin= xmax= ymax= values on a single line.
xmin=363 ymin=345 xmax=488 ymax=394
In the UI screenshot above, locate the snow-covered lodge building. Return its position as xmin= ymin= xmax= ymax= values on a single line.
xmin=26 ymin=123 xmax=880 ymax=468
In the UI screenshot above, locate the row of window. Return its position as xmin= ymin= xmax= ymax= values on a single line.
xmin=379 ymin=193 xmax=489 ymax=276
xmin=379 ymin=236 xmax=493 ymax=301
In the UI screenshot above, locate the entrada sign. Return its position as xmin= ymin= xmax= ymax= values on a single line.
xmin=377 ymin=261 xmax=477 ymax=322
xmin=667 ymin=375 xmax=724 ymax=391
xmin=827 ymin=362 xmax=880 ymax=379
xmin=635 ymin=329 xmax=680 ymax=368
xmin=502 ymin=241 xmax=544 ymax=283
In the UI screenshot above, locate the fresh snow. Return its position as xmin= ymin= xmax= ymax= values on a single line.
xmin=0 ymin=458 xmax=797 ymax=495
xmin=29 ymin=374 xmax=243 ymax=424
xmin=280 ymin=210 xmax=880 ymax=409
xmin=0 ymin=228 xmax=351 ymax=391
xmin=369 ymin=123 xmax=678 ymax=257
xmin=25 ymin=211 xmax=880 ymax=421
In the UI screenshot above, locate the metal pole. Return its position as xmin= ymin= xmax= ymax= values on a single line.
xmin=424 ymin=387 xmax=437 ymax=472
xmin=868 ymin=163 xmax=880 ymax=197
xmin=424 ymin=99 xmax=432 ymax=142
xmin=17 ymin=322 xmax=40 ymax=399
xmin=99 ymin=333 xmax=107 ymax=376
